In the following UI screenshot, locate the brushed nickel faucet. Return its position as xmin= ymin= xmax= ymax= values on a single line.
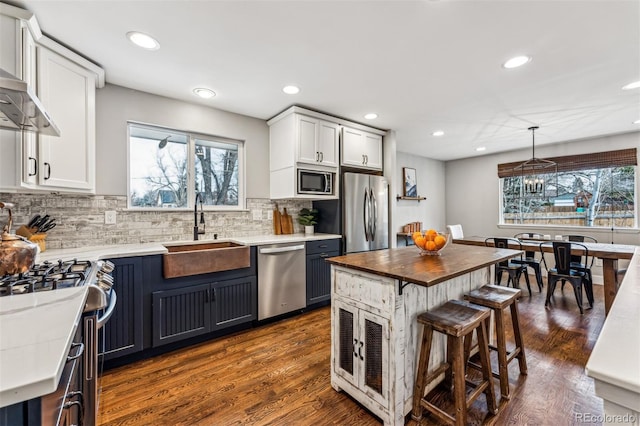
xmin=194 ymin=192 xmax=205 ymax=240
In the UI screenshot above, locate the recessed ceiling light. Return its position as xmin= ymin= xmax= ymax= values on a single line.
xmin=476 ymin=146 xmax=486 ymax=152
xmin=126 ymin=31 xmax=160 ymax=50
xmin=364 ymin=113 xmax=378 ymax=120
xmin=193 ymin=88 xmax=216 ymax=99
xmin=432 ymin=130 xmax=444 ymax=137
xmin=622 ymin=81 xmax=640 ymax=90
xmin=282 ymin=85 xmax=300 ymax=95
xmin=503 ymin=55 xmax=531 ymax=69
xmin=634 ymin=119 xmax=640 ymax=124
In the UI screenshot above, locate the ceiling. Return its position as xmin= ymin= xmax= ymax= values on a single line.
xmin=8 ymin=0 xmax=640 ymax=161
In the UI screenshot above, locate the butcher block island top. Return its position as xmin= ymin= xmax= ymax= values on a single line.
xmin=327 ymin=244 xmax=524 ymax=426
xmin=326 ymin=243 xmax=523 ymax=288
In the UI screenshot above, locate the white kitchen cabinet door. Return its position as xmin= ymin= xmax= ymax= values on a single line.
xmin=363 ymin=132 xmax=383 ymax=170
xmin=317 ymin=120 xmax=339 ymax=167
xmin=21 ymin=26 xmax=38 ymax=186
xmin=332 ymin=297 xmax=389 ymax=409
xmin=341 ymin=126 xmax=383 ymax=171
xmin=37 ymin=46 xmax=95 ymax=191
xmin=297 ymin=115 xmax=339 ymax=168
xmin=297 ymin=115 xmax=319 ymax=164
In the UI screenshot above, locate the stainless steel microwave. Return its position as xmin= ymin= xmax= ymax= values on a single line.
xmin=297 ymin=169 xmax=334 ymax=195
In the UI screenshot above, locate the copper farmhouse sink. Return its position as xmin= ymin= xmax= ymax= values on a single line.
xmin=162 ymin=241 xmax=250 ymax=278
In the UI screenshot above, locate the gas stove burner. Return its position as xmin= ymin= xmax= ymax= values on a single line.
xmin=0 ymin=259 xmax=97 ymax=296
xmin=0 ymin=278 xmax=37 ymax=296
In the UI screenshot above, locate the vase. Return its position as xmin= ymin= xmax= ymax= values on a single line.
xmin=304 ymin=225 xmax=314 ymax=235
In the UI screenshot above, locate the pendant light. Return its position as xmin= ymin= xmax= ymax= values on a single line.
xmin=512 ymin=126 xmax=558 ymax=198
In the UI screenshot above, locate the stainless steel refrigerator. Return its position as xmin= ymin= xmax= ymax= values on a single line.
xmin=313 ymin=172 xmax=389 ymax=254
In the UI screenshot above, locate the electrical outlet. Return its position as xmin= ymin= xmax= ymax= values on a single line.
xmin=252 ymin=209 xmax=262 ymax=221
xmin=595 ymin=258 xmax=603 ymax=267
xmin=267 ymin=210 xmax=273 ymax=220
xmin=105 ymin=210 xmax=117 ymax=224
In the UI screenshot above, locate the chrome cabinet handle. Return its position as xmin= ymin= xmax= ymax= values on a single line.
xmin=67 ymin=342 xmax=84 ymax=361
xmin=319 ymin=151 xmax=324 ymax=162
xmin=28 ymin=157 xmax=37 ymax=176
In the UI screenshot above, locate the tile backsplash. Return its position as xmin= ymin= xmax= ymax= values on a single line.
xmin=0 ymin=193 xmax=312 ymax=250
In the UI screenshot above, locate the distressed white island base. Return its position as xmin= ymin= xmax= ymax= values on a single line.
xmin=327 ymin=244 xmax=523 ymax=425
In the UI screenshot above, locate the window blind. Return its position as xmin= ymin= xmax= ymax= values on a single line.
xmin=497 ymin=148 xmax=637 ymax=178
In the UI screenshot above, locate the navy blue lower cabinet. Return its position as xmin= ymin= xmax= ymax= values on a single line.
xmin=102 ymin=257 xmax=144 ymax=360
xmin=152 ymin=284 xmax=211 ymax=347
xmin=211 ymin=276 xmax=257 ymax=330
xmin=306 ymin=239 xmax=341 ymax=305
xmin=152 ymin=277 xmax=257 ymax=347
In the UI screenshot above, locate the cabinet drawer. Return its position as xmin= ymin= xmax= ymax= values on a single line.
xmin=306 ymin=238 xmax=340 ymax=255
xmin=333 ymin=268 xmax=394 ymax=313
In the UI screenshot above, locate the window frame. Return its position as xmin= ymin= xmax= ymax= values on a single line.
xmin=498 ymin=164 xmax=638 ymax=231
xmin=126 ymin=121 xmax=246 ymax=211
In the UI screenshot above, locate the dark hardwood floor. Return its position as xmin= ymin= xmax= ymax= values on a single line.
xmin=98 ymin=284 xmax=606 ymax=425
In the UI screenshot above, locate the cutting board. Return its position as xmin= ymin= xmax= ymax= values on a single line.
xmin=273 ymin=204 xmax=282 ymax=235
xmin=281 ymin=208 xmax=293 ymax=234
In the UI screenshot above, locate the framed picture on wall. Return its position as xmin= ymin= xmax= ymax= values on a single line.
xmin=403 ymin=167 xmax=417 ymax=197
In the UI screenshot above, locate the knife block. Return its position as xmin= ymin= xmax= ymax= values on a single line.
xmin=28 ymin=233 xmax=47 ymax=252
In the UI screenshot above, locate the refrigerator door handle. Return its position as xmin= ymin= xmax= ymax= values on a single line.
xmin=363 ymin=189 xmax=370 ymax=241
xmin=370 ymin=188 xmax=377 ymax=240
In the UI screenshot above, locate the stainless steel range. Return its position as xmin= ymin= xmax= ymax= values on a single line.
xmin=0 ymin=258 xmax=116 ymax=425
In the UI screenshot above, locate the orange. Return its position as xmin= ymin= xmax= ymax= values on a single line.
xmin=411 ymin=231 xmax=423 ymax=242
xmin=434 ymin=235 xmax=446 ymax=249
xmin=415 ymin=236 xmax=426 ymax=249
xmin=425 ymin=229 xmax=437 ymax=241
xmin=425 ymin=241 xmax=437 ymax=251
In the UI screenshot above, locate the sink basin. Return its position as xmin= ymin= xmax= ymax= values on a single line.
xmin=162 ymin=241 xmax=250 ymax=278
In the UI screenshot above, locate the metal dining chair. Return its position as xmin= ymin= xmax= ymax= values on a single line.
xmin=564 ymin=235 xmax=597 ymax=286
xmin=485 ymin=237 xmax=532 ymax=296
xmin=512 ymin=233 xmax=544 ymax=292
xmin=540 ymin=241 xmax=593 ymax=314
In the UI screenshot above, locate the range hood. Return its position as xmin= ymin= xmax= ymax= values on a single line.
xmin=0 ymin=68 xmax=60 ymax=136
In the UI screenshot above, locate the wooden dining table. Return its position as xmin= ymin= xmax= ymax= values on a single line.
xmin=453 ymin=236 xmax=637 ymax=315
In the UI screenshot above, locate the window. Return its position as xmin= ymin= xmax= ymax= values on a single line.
xmin=128 ymin=123 xmax=244 ymax=209
xmin=499 ymin=149 xmax=637 ymax=228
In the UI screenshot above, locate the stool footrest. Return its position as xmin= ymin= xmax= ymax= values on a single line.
xmin=420 ymin=399 xmax=456 ymax=425
xmin=467 ymin=360 xmax=501 ymax=380
xmin=425 ymin=362 xmax=451 ymax=385
xmin=466 ymin=381 xmax=490 ymax=407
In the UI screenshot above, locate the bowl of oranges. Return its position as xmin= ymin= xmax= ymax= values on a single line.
xmin=411 ymin=229 xmax=449 ymax=255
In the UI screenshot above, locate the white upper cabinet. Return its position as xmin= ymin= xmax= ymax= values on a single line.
xmin=37 ymin=45 xmax=96 ymax=191
xmin=0 ymin=4 xmax=104 ymax=193
xmin=297 ymin=116 xmax=339 ymax=168
xmin=341 ymin=126 xmax=383 ymax=171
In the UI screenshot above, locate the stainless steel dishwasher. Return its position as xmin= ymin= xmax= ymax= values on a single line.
xmin=258 ymin=242 xmax=306 ymax=320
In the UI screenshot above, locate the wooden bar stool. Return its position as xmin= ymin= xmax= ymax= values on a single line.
xmin=464 ymin=284 xmax=528 ymax=400
xmin=412 ymin=300 xmax=497 ymax=426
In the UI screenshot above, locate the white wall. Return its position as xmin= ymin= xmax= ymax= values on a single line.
xmin=394 ymin=151 xmax=446 ymax=239
xmin=445 ymin=131 xmax=640 ymax=246
xmin=95 ymin=84 xmax=270 ymax=198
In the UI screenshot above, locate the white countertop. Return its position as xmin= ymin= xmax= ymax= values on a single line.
xmin=3 ymin=232 xmax=340 ymax=406
xmin=586 ymin=247 xmax=640 ymax=411
xmin=36 ymin=233 xmax=342 ymax=263
xmin=0 ymin=286 xmax=88 ymax=407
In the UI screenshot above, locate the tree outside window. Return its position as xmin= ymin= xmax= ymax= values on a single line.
xmin=128 ymin=123 xmax=243 ymax=209
xmin=501 ymin=166 xmax=636 ymax=228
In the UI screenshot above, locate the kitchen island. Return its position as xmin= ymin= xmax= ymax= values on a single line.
xmin=327 ymin=244 xmax=522 ymax=426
